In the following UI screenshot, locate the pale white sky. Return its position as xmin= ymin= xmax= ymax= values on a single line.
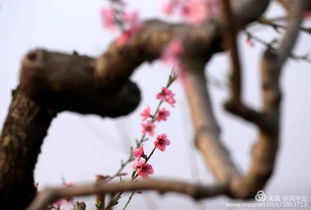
xmin=0 ymin=0 xmax=311 ymax=209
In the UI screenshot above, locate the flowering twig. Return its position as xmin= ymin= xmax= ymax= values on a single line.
xmin=245 ymin=30 xmax=311 ymax=63
xmin=102 ymin=72 xmax=177 ymax=209
xmin=123 ymin=146 xmax=157 ymax=210
xmin=107 ymin=72 xmax=176 ymax=180
xmin=101 ymin=0 xmax=140 ymax=47
xmin=258 ymin=17 xmax=311 ymax=34
xmin=161 ymin=0 xmax=220 ymax=24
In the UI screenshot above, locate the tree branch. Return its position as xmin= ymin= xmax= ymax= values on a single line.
xmin=224 ymin=101 xmax=268 ymax=129
xmin=222 ymin=0 xmax=242 ymax=102
xmin=221 ymin=0 xmax=268 ymax=129
xmin=276 ymin=0 xmax=311 ymax=13
xmin=230 ymin=0 xmax=307 ymax=198
xmin=0 ymin=52 xmax=141 ymax=209
xmin=19 ymin=49 xmax=141 ymax=117
xmin=258 ymin=17 xmax=311 ymax=35
xmin=182 ymin=0 xmax=306 ymax=200
xmin=94 ymin=0 xmax=270 ymax=83
xmin=27 ymin=179 xmax=227 ymax=210
xmin=182 ymin=61 xmax=240 ymax=183
xmin=0 ymin=89 xmax=55 ymax=209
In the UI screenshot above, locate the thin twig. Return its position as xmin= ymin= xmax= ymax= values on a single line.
xmin=258 ymin=17 xmax=311 ymax=34
xmin=105 ymin=72 xmax=177 ymax=209
xmin=221 ymin=0 xmax=265 ymax=127
xmin=245 ymin=30 xmax=311 ymax=63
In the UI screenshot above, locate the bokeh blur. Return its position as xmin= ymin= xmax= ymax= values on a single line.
xmin=0 ymin=0 xmax=311 ymax=209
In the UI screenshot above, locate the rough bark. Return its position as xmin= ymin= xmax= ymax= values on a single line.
xmin=0 ymin=52 xmax=141 ymax=209
xmin=0 ymin=89 xmax=55 ymax=209
xmin=20 ymin=49 xmax=141 ymax=117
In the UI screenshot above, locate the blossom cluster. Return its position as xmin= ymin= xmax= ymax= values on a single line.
xmin=161 ymin=40 xmax=184 ymax=74
xmin=161 ymin=0 xmax=220 ymax=25
xmin=141 ymin=87 xmax=176 ymax=137
xmin=131 ymin=133 xmax=171 ymax=179
xmin=101 ymin=1 xmax=140 ymax=47
xmin=100 ymin=1 xmax=220 ymax=76
xmin=131 ymin=85 xmax=176 ymax=179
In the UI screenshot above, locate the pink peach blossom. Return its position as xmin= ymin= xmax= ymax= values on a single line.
xmin=62 ymin=180 xmax=76 ymax=187
xmin=141 ymin=121 xmax=156 ymax=136
xmin=101 ymin=7 xmax=116 ymax=30
xmin=246 ymin=37 xmax=255 ymax=47
xmin=156 ymin=87 xmax=176 ymax=107
xmin=180 ymin=0 xmax=207 ymax=24
xmin=162 ymin=0 xmax=176 ymax=15
xmin=140 ymin=106 xmax=151 ymax=121
xmin=156 ymin=87 xmax=173 ymax=101
xmin=123 ymin=10 xmax=140 ymax=29
xmin=156 ymin=107 xmax=170 ymax=122
xmin=162 ymin=40 xmax=183 ymax=68
xmin=117 ymin=10 xmax=140 ymax=47
xmin=51 ymin=199 xmax=73 ymax=208
xmin=136 ymin=162 xmax=154 ymax=179
xmin=131 ymin=157 xmax=145 ymax=170
xmin=162 ymin=0 xmax=220 ymax=24
xmin=131 ymin=157 xmax=154 ymax=178
xmin=117 ymin=27 xmax=138 ymax=47
xmin=133 ymin=146 xmax=145 ymax=158
xmin=206 ymin=0 xmax=220 ymax=18
xmin=154 ymin=133 xmax=170 ymax=151
xmin=166 ymin=94 xmax=176 ymax=107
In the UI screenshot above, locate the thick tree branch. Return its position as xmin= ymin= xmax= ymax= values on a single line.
xmin=0 ymin=89 xmax=55 ymax=209
xmin=222 ymin=0 xmax=242 ymax=102
xmin=230 ymin=0 xmax=306 ymax=198
xmin=221 ymin=0 xmax=270 ymax=130
xmin=224 ymin=101 xmax=267 ymax=129
xmin=94 ymin=0 xmax=270 ymax=84
xmin=27 ymin=179 xmax=227 ymax=210
xmin=221 ymin=0 xmax=269 ymax=130
xmin=182 ymin=62 xmax=240 ymax=183
xmin=276 ymin=0 xmax=311 ymax=13
xmin=20 ymin=50 xmax=141 ymax=117
xmin=182 ymin=0 xmax=306 ymax=200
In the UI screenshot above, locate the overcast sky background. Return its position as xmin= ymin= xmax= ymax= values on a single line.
xmin=0 ymin=0 xmax=311 ymax=209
